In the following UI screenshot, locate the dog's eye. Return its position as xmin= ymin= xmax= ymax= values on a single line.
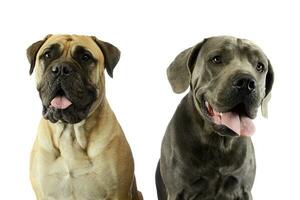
xmin=81 ymin=53 xmax=92 ymax=62
xmin=211 ymin=56 xmax=222 ymax=64
xmin=44 ymin=51 xmax=52 ymax=60
xmin=256 ymin=62 xmax=265 ymax=72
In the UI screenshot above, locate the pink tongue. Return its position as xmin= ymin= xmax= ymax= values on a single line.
xmin=50 ymin=96 xmax=72 ymax=109
xmin=212 ymin=110 xmax=255 ymax=136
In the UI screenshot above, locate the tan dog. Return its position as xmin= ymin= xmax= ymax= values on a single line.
xmin=28 ymin=34 xmax=143 ymax=200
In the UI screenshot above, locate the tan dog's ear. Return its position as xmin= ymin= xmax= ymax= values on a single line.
xmin=92 ymin=36 xmax=120 ymax=78
xmin=261 ymin=59 xmax=274 ymax=118
xmin=167 ymin=39 xmax=206 ymax=93
xmin=27 ymin=34 xmax=52 ymax=75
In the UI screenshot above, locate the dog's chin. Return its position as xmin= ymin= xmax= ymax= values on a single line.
xmin=199 ymin=96 xmax=258 ymax=137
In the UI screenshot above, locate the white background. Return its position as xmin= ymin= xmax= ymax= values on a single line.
xmin=0 ymin=0 xmax=299 ymax=199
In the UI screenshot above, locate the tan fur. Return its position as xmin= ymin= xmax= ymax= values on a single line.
xmin=30 ymin=35 xmax=142 ymax=200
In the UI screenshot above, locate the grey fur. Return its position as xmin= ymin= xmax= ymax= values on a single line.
xmin=156 ymin=36 xmax=274 ymax=200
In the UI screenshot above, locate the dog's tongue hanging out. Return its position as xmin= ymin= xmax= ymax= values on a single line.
xmin=206 ymin=102 xmax=255 ymax=136
xmin=50 ymin=96 xmax=72 ymax=109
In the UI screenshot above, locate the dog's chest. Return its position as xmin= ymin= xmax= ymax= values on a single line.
xmin=42 ymin=123 xmax=117 ymax=199
xmin=174 ymin=144 xmax=255 ymax=199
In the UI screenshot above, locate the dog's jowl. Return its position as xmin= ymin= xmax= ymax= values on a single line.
xmin=28 ymin=34 xmax=143 ymax=200
xmin=156 ymin=36 xmax=274 ymax=200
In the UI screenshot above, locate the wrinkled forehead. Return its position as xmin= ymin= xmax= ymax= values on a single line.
xmin=200 ymin=36 xmax=267 ymax=59
xmin=38 ymin=34 xmax=103 ymax=59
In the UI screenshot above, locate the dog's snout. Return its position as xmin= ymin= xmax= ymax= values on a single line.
xmin=232 ymin=74 xmax=256 ymax=93
xmin=51 ymin=63 xmax=72 ymax=76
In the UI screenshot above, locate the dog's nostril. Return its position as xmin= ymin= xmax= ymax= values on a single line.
xmin=248 ymin=80 xmax=256 ymax=91
xmin=62 ymin=64 xmax=71 ymax=75
xmin=52 ymin=66 xmax=60 ymax=75
xmin=233 ymin=75 xmax=256 ymax=92
xmin=51 ymin=64 xmax=72 ymax=76
xmin=233 ymin=79 xmax=245 ymax=88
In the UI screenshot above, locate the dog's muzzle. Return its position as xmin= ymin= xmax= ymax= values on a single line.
xmin=39 ymin=62 xmax=97 ymax=124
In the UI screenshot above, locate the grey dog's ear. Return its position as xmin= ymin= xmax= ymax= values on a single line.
xmin=27 ymin=34 xmax=52 ymax=75
xmin=261 ymin=59 xmax=274 ymax=118
xmin=167 ymin=40 xmax=206 ymax=93
xmin=92 ymin=36 xmax=121 ymax=78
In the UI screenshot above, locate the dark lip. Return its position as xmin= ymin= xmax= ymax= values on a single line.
xmin=199 ymin=97 xmax=237 ymax=137
xmin=199 ymin=95 xmax=255 ymax=137
xmin=229 ymin=103 xmax=253 ymax=119
xmin=55 ymin=88 xmax=66 ymax=97
xmin=199 ymin=95 xmax=214 ymax=121
xmin=201 ymin=95 xmax=255 ymax=119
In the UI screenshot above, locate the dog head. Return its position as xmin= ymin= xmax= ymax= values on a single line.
xmin=167 ymin=36 xmax=274 ymax=137
xmin=27 ymin=34 xmax=120 ymax=124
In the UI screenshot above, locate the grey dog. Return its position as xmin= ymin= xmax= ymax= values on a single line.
xmin=156 ymin=36 xmax=274 ymax=200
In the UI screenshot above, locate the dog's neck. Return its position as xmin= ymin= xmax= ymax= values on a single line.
xmin=45 ymin=97 xmax=115 ymax=152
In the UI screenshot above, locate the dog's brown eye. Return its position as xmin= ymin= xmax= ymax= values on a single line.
xmin=211 ymin=56 xmax=222 ymax=64
xmin=44 ymin=51 xmax=51 ymax=60
xmin=81 ymin=53 xmax=91 ymax=62
xmin=256 ymin=62 xmax=265 ymax=72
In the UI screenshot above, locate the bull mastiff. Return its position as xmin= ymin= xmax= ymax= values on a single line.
xmin=156 ymin=36 xmax=274 ymax=200
xmin=28 ymin=34 xmax=143 ymax=200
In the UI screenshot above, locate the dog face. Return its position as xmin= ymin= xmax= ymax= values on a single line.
xmin=167 ymin=36 xmax=274 ymax=137
xmin=27 ymin=34 xmax=120 ymax=124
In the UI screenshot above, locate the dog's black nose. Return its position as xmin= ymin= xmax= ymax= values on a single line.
xmin=232 ymin=74 xmax=256 ymax=92
xmin=52 ymin=63 xmax=72 ymax=76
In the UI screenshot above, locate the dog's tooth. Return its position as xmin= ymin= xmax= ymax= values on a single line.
xmin=205 ymin=101 xmax=209 ymax=108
